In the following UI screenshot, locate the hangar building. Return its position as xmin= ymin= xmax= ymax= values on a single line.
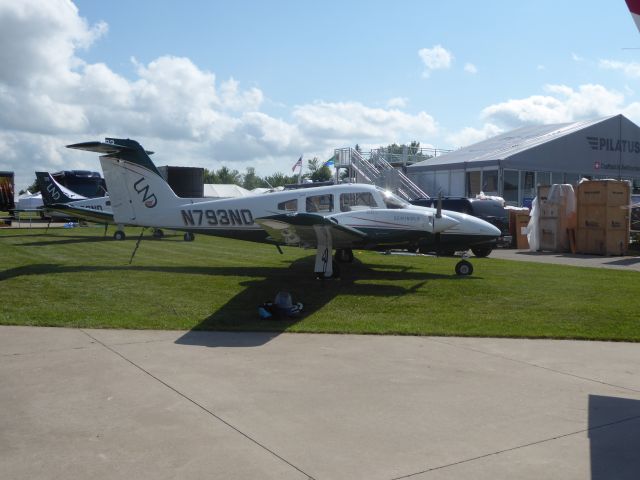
xmin=407 ymin=114 xmax=640 ymax=206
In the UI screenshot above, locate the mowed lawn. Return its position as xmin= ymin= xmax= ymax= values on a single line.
xmin=1 ymin=226 xmax=639 ymax=341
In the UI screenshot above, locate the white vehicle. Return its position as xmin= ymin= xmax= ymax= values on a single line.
xmin=68 ymin=138 xmax=500 ymax=277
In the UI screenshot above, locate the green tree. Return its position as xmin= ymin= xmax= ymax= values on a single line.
xmin=242 ymin=167 xmax=267 ymax=190
xmin=264 ymin=172 xmax=298 ymax=188
xmin=305 ymin=157 xmax=332 ymax=182
xmin=204 ymin=166 xmax=242 ymax=185
xmin=19 ymin=178 xmax=39 ymax=195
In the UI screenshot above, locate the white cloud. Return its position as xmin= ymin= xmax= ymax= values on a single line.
xmin=0 ymin=0 xmax=446 ymax=190
xmin=464 ymin=63 xmax=478 ymax=74
xmin=445 ymin=123 xmax=503 ymax=149
xmin=481 ymin=84 xmax=625 ymax=128
xmin=571 ymin=53 xmax=584 ymax=62
xmin=387 ymin=97 xmax=408 ymax=108
xmin=293 ymin=101 xmax=438 ymax=145
xmin=599 ymin=59 xmax=640 ymax=78
xmin=418 ymin=45 xmax=453 ymax=78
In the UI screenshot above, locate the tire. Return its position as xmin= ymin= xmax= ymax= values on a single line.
xmin=455 ymin=260 xmax=473 ymax=276
xmin=183 ymin=232 xmax=195 ymax=242
xmin=335 ymin=248 xmax=354 ymax=263
xmin=316 ymin=260 xmax=340 ymax=279
xmin=471 ymin=246 xmax=493 ymax=258
xmin=113 ymin=230 xmax=125 ymax=241
xmin=152 ymin=229 xmax=164 ymax=239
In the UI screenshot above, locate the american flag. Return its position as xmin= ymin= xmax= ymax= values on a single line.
xmin=291 ymin=155 xmax=303 ymax=171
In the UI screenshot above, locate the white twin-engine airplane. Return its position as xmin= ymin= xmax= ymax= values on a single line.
xmin=35 ymin=171 xmax=128 ymax=239
xmin=68 ymin=138 xmax=501 ymax=278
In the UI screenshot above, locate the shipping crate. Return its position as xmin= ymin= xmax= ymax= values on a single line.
xmin=577 ymin=205 xmax=629 ymax=230
xmin=575 ymin=180 xmax=631 ymax=255
xmin=576 ymin=180 xmax=630 ymax=206
xmin=575 ymin=228 xmax=628 ymax=256
xmin=536 ymin=184 xmax=576 ymax=252
xmin=514 ymin=213 xmax=530 ymax=249
xmin=508 ymin=209 xmax=530 ymax=248
xmin=539 ymin=217 xmax=564 ymax=251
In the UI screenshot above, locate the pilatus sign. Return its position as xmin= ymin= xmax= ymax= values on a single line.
xmin=586 ymin=136 xmax=640 ymax=154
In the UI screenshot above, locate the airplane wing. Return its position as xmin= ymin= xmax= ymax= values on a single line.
xmin=45 ymin=203 xmax=114 ymax=223
xmin=255 ymin=213 xmax=368 ymax=247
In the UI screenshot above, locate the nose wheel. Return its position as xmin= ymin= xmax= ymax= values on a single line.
xmin=455 ymin=259 xmax=473 ymax=276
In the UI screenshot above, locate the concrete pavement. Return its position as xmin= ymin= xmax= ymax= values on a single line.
xmin=488 ymin=248 xmax=640 ymax=271
xmin=1 ymin=326 xmax=639 ymax=479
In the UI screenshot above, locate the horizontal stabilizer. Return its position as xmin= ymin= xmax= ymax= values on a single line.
xmin=67 ymin=138 xmax=159 ymax=177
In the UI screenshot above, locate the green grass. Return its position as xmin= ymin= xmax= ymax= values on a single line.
xmin=1 ymin=226 xmax=639 ymax=341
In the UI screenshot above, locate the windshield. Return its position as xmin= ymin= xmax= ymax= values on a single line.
xmin=377 ymin=188 xmax=408 ymax=209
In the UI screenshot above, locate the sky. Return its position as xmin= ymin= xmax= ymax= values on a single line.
xmin=2 ymin=0 xmax=640 ymax=191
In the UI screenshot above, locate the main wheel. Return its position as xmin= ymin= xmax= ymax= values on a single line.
xmin=152 ymin=229 xmax=164 ymax=239
xmin=184 ymin=232 xmax=195 ymax=242
xmin=335 ymin=248 xmax=354 ymax=263
xmin=455 ymin=259 xmax=473 ymax=276
xmin=471 ymin=246 xmax=493 ymax=258
xmin=315 ymin=260 xmax=340 ymax=279
xmin=113 ymin=230 xmax=126 ymax=241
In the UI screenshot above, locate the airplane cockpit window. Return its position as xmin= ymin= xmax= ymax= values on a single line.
xmin=339 ymin=192 xmax=377 ymax=212
xmin=379 ymin=189 xmax=408 ymax=209
xmin=277 ymin=199 xmax=298 ymax=211
xmin=306 ymin=194 xmax=333 ymax=213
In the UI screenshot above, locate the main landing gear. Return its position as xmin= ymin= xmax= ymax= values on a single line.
xmin=335 ymin=248 xmax=354 ymax=263
xmin=113 ymin=230 xmax=126 ymax=241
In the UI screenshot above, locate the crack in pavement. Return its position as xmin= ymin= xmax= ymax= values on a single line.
xmin=80 ymin=329 xmax=315 ymax=480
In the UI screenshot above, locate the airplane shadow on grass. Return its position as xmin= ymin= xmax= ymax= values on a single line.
xmin=176 ymin=256 xmax=473 ymax=347
xmin=0 ymin=255 xmax=478 ymax=347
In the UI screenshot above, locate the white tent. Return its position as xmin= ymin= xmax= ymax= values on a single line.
xmin=203 ymin=184 xmax=254 ymax=198
xmin=15 ymin=192 xmax=43 ymax=211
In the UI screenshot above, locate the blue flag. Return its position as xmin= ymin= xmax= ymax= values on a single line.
xmin=323 ymin=156 xmax=335 ymax=168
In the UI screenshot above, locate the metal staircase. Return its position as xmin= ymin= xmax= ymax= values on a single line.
xmin=334 ymin=147 xmax=429 ymax=201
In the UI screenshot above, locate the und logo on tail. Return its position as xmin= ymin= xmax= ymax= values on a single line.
xmin=133 ymin=177 xmax=157 ymax=208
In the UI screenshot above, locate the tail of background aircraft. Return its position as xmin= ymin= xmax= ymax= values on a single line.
xmin=627 ymin=0 xmax=640 ymax=33
xmin=35 ymin=171 xmax=86 ymax=206
xmin=67 ymin=138 xmax=182 ymax=226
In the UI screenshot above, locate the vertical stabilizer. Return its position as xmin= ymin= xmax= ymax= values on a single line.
xmin=68 ymin=139 xmax=181 ymax=226
xmin=35 ymin=171 xmax=86 ymax=206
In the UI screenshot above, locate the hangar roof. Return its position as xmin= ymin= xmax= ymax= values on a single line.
xmin=408 ymin=115 xmax=620 ymax=171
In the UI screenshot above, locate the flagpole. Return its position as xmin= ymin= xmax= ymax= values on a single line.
xmin=298 ymin=155 xmax=303 ymax=184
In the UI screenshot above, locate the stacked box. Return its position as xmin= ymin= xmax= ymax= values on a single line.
xmin=576 ymin=180 xmax=630 ymax=255
xmin=536 ymin=185 xmax=576 ymax=252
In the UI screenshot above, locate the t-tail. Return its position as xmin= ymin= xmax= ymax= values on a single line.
xmin=67 ymin=138 xmax=181 ymax=226
xmin=35 ymin=171 xmax=86 ymax=206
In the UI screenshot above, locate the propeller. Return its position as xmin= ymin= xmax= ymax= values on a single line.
xmin=435 ymin=192 xmax=442 ymax=255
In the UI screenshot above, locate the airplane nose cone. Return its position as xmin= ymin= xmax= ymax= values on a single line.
xmin=472 ymin=217 xmax=501 ymax=237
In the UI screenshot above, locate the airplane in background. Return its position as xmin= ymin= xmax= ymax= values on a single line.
xmin=68 ymin=138 xmax=501 ymax=277
xmin=35 ymin=171 xmax=126 ymax=239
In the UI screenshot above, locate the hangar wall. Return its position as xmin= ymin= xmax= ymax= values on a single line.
xmin=407 ymin=115 xmax=640 ymax=206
